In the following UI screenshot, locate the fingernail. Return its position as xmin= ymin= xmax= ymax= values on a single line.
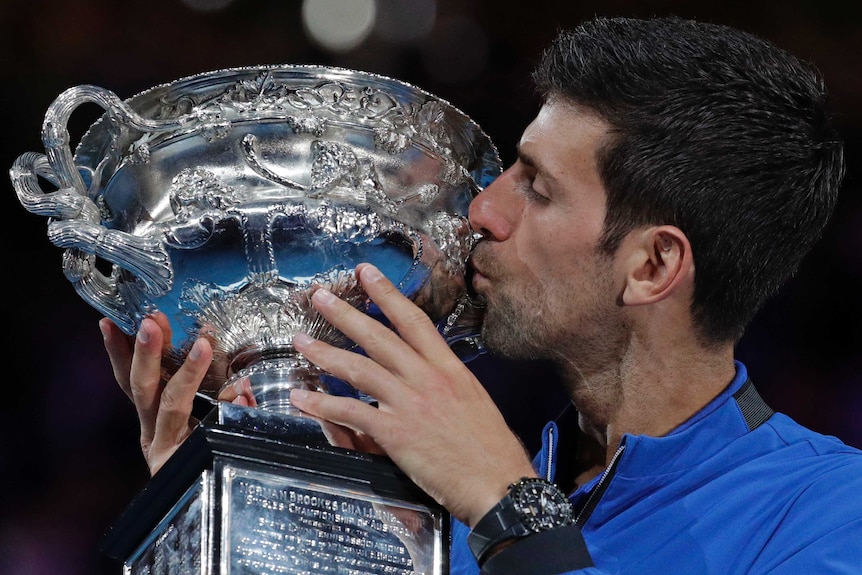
xmin=137 ymin=323 xmax=150 ymax=344
xmin=98 ymin=319 xmax=110 ymax=340
xmin=293 ymin=333 xmax=314 ymax=347
xmin=313 ymin=289 xmax=336 ymax=304
xmin=291 ymin=388 xmax=309 ymax=402
xmin=188 ymin=338 xmax=203 ymax=360
xmin=360 ymin=265 xmax=382 ymax=282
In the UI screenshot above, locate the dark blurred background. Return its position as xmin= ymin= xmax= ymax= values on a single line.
xmin=1 ymin=1 xmax=860 ymax=573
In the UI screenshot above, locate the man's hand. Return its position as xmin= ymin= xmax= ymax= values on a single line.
xmin=289 ymin=263 xmax=537 ymax=527
xmin=99 ymin=313 xmax=213 ymax=475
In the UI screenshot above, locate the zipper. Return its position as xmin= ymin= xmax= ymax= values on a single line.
xmin=574 ymin=443 xmax=626 ymax=527
xmin=545 ymin=424 xmax=556 ymax=482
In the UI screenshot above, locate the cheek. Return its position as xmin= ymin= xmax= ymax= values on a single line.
xmin=514 ymin=216 xmax=593 ymax=280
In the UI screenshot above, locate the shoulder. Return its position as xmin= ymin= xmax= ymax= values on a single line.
xmin=757 ymin=413 xmax=862 ymax=512
xmin=764 ymin=412 xmax=862 ymax=459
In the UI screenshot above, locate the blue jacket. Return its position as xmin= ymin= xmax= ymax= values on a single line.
xmin=450 ymin=362 xmax=862 ymax=574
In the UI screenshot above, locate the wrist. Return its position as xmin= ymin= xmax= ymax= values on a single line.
xmin=467 ymin=483 xmax=521 ymax=529
xmin=465 ymin=465 xmax=540 ymax=528
xmin=467 ymin=477 xmax=574 ymax=566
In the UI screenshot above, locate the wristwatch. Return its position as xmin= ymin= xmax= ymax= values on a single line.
xmin=467 ymin=477 xmax=574 ymax=565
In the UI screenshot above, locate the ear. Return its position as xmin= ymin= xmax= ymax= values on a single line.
xmin=620 ymin=226 xmax=693 ymax=306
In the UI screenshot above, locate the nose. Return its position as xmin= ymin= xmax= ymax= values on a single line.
xmin=468 ymin=167 xmax=519 ymax=242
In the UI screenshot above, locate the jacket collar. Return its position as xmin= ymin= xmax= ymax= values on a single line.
xmin=537 ymin=361 xmax=768 ymax=485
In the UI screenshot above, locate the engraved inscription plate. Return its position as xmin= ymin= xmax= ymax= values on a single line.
xmin=103 ymin=405 xmax=449 ymax=575
xmin=223 ymin=464 xmax=441 ymax=575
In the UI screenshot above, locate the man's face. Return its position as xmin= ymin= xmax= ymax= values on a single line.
xmin=468 ymin=101 xmax=624 ymax=369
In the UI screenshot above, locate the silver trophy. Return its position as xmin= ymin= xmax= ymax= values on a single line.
xmin=11 ymin=65 xmax=501 ymax=575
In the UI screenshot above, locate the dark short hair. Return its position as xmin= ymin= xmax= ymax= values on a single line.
xmin=532 ymin=16 xmax=845 ymax=344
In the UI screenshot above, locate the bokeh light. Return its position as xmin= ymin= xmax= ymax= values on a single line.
xmin=302 ymin=0 xmax=376 ymax=53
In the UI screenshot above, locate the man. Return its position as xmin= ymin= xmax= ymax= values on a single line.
xmin=101 ymin=16 xmax=861 ymax=574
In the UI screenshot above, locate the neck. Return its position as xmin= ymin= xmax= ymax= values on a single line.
xmin=560 ymin=334 xmax=736 ymax=467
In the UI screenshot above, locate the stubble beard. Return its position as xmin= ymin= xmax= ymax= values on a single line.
xmin=477 ymin=255 xmax=623 ymax=373
xmin=480 ymin=283 xmax=556 ymax=360
xmin=472 ymin=247 xmax=572 ymax=360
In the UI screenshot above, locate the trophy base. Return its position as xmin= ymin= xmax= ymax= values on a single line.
xmin=101 ymin=403 xmax=448 ymax=575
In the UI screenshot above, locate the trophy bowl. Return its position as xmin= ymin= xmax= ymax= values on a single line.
xmin=12 ymin=65 xmax=501 ymax=414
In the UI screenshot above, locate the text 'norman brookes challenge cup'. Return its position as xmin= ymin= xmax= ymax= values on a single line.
xmin=11 ymin=65 xmax=501 ymax=413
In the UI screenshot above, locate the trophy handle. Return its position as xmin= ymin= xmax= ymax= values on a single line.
xmin=9 ymin=86 xmax=188 ymax=333
xmin=39 ymin=84 xmax=189 ymax=196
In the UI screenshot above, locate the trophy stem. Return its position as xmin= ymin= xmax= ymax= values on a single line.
xmin=226 ymin=350 xmax=326 ymax=415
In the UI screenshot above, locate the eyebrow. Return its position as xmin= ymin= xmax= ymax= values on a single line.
xmin=515 ymin=143 xmax=536 ymax=168
xmin=515 ymin=143 xmax=561 ymax=188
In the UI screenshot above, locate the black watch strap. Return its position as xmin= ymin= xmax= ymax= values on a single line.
xmin=467 ymin=478 xmax=573 ymax=566
xmin=467 ymin=494 xmax=531 ymax=565
xmin=481 ymin=523 xmax=595 ymax=575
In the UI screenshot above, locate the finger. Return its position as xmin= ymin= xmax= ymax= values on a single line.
xmin=307 ymin=265 xmax=457 ymax=379
xmin=293 ymin=332 xmax=405 ymax=402
xmin=316 ymin=419 xmax=362 ymax=450
xmin=309 ymin=287 xmax=430 ymax=385
xmin=232 ymin=396 xmax=251 ymax=407
xmin=218 ymin=377 xmax=258 ymax=408
xmin=356 ymin=263 xmax=458 ymax=365
xmin=313 ymin=417 xmax=385 ymax=454
xmin=128 ymin=317 xmax=168 ymax=449
xmin=148 ymin=311 xmax=174 ymax=350
xmin=99 ymin=318 xmax=134 ymax=400
xmin=149 ymin=336 xmax=213 ymax=473
xmin=290 ymin=388 xmax=384 ymax=441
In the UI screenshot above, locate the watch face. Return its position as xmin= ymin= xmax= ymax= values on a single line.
xmin=512 ymin=479 xmax=573 ymax=532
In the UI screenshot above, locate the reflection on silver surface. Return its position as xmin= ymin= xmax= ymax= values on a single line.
xmin=121 ymin=453 xmax=445 ymax=575
xmin=12 ymin=65 xmax=501 ymax=413
xmin=223 ymin=465 xmax=440 ymax=575
xmin=126 ymin=473 xmax=210 ymax=575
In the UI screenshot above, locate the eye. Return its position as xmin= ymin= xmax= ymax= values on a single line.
xmin=511 ymin=157 xmax=549 ymax=203
xmin=518 ymin=177 xmax=549 ymax=203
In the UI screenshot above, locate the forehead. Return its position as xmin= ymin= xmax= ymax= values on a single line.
xmin=519 ymin=101 xmax=610 ymax=189
xmin=521 ymin=100 xmax=609 ymax=153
